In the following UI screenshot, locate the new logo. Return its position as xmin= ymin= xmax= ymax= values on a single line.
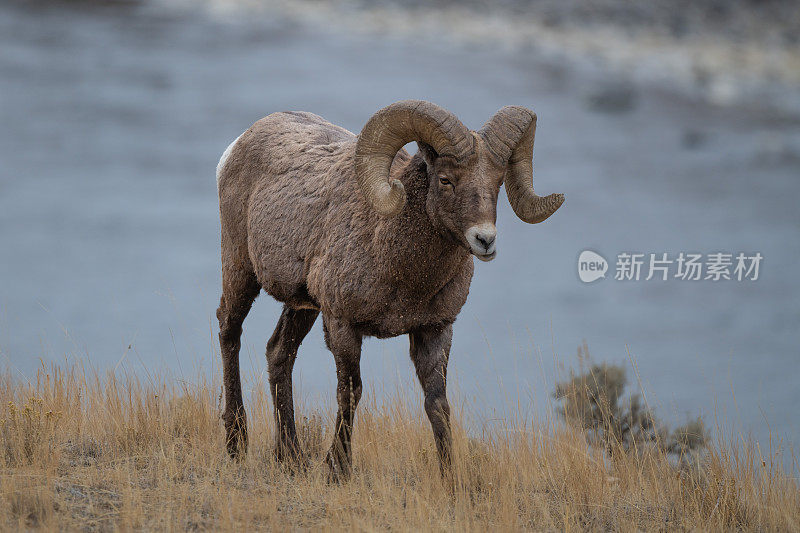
xmin=578 ymin=250 xmax=608 ymax=283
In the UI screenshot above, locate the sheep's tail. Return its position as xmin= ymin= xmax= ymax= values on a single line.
xmin=216 ymin=133 xmax=244 ymax=191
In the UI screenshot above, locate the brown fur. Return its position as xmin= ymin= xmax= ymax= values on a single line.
xmin=216 ymin=109 xmax=512 ymax=478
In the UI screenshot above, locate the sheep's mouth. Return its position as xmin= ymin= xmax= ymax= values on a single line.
xmin=473 ymin=250 xmax=497 ymax=262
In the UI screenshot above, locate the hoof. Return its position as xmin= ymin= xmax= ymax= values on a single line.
xmin=275 ymin=443 xmax=309 ymax=472
xmin=324 ymin=451 xmax=351 ymax=483
xmin=225 ymin=433 xmax=248 ymax=460
xmin=224 ymin=414 xmax=248 ymax=460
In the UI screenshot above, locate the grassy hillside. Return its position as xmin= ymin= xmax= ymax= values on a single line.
xmin=1 ymin=362 xmax=797 ymax=530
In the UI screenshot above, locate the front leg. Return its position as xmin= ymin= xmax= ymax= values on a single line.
xmin=409 ymin=323 xmax=453 ymax=475
xmin=322 ymin=315 xmax=363 ymax=481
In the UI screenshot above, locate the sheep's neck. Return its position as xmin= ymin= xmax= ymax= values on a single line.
xmin=380 ymin=154 xmax=470 ymax=295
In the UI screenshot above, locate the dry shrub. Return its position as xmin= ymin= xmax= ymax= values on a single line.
xmin=2 ymin=396 xmax=62 ymax=468
xmin=554 ymin=342 xmax=707 ymax=462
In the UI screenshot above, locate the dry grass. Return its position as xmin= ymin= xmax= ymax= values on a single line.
xmin=0 ymin=362 xmax=798 ymax=531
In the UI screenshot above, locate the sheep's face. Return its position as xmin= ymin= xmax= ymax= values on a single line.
xmin=418 ymin=136 xmax=505 ymax=262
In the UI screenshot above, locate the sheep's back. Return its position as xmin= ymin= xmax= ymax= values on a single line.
xmin=232 ymin=112 xmax=364 ymax=307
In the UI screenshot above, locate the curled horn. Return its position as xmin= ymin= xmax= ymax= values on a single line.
xmin=479 ymin=106 xmax=564 ymax=223
xmin=355 ymin=100 xmax=473 ymax=217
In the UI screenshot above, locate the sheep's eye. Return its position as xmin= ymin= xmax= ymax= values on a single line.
xmin=439 ymin=176 xmax=452 ymax=186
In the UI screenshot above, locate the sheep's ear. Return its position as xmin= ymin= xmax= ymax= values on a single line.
xmin=417 ymin=141 xmax=438 ymax=169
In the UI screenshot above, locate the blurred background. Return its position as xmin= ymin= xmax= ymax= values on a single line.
xmin=1 ymin=0 xmax=799 ymax=457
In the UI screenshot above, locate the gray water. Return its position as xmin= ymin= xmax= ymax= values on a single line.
xmin=1 ymin=1 xmax=799 ymax=454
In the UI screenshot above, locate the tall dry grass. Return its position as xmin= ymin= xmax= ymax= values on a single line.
xmin=0 ymin=361 xmax=798 ymax=531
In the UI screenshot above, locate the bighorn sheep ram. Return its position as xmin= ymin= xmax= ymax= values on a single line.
xmin=216 ymin=100 xmax=564 ymax=478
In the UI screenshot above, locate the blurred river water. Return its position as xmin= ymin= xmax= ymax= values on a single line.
xmin=1 ymin=1 xmax=799 ymax=454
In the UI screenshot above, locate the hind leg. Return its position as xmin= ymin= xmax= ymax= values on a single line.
xmin=266 ymin=305 xmax=319 ymax=462
xmin=216 ymin=266 xmax=260 ymax=459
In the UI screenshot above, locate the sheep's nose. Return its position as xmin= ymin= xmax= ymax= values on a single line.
xmin=465 ymin=223 xmax=498 ymax=261
xmin=475 ymin=232 xmax=495 ymax=249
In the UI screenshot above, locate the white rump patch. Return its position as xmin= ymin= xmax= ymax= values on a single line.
xmin=216 ymin=133 xmax=243 ymax=190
